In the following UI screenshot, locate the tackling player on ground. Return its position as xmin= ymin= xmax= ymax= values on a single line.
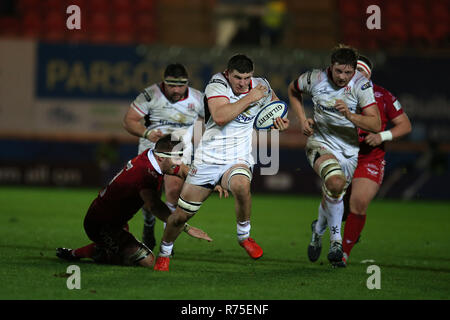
xmin=123 ymin=64 xmax=204 ymax=251
xmin=153 ymin=54 xmax=289 ymax=271
xmin=288 ymin=45 xmax=381 ymax=267
xmin=56 ymin=135 xmax=215 ymax=267
xmin=341 ymin=55 xmax=412 ymax=266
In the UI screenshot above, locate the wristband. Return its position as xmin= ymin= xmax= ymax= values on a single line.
xmin=183 ymin=223 xmax=191 ymax=233
xmin=379 ymin=130 xmax=393 ymax=142
xmin=143 ymin=129 xmax=152 ymax=139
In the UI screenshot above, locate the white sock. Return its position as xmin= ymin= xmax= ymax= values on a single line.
xmin=324 ymin=194 xmax=344 ymax=242
xmin=237 ymin=221 xmax=251 ymax=242
xmin=315 ymin=202 xmax=328 ymax=236
xmin=159 ymin=241 xmax=173 ymax=257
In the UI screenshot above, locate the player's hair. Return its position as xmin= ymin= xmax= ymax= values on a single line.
xmin=357 ymin=55 xmax=373 ymax=70
xmin=155 ymin=134 xmax=182 ymax=153
xmin=330 ymin=44 xmax=359 ymax=69
xmin=164 ymin=63 xmax=188 ymax=79
xmin=227 ymin=54 xmax=254 ymax=73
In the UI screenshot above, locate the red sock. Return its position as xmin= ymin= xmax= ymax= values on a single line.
xmin=342 ymin=213 xmax=366 ymax=256
xmin=72 ymin=243 xmax=96 ymax=258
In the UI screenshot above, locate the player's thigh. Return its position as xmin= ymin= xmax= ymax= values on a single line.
xmin=164 ymin=174 xmax=184 ymax=200
xmin=180 ymin=182 xmax=212 ymax=202
xmin=349 ymin=178 xmax=380 ymax=214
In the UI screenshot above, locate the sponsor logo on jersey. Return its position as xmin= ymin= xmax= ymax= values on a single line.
xmin=316 ymin=103 xmax=339 ymax=113
xmin=208 ymin=78 xmax=228 ymax=87
xmin=344 ymin=86 xmax=352 ymax=94
xmin=188 ymin=103 xmax=195 ymax=111
xmin=235 ymin=113 xmax=256 ymax=123
xmin=143 ymin=90 xmax=152 ymax=101
xmin=361 ymin=82 xmax=372 ymax=90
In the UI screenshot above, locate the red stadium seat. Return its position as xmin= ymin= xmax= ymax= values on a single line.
xmin=42 ymin=12 xmax=66 ymax=42
xmin=88 ymin=13 xmax=112 ymax=44
xmin=88 ymin=0 xmax=110 ymax=15
xmin=385 ymin=21 xmax=408 ymax=47
xmin=135 ymin=0 xmax=155 ymax=12
xmin=0 ymin=17 xmax=20 ymax=36
xmin=112 ymin=0 xmax=133 ymax=14
xmin=338 ymin=0 xmax=361 ymax=19
xmin=113 ymin=13 xmax=136 ymax=44
xmin=17 ymin=0 xmax=41 ymax=14
xmin=22 ymin=12 xmax=42 ymax=38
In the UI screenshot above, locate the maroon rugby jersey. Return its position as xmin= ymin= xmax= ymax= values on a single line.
xmin=86 ymin=149 xmax=164 ymax=225
xmin=358 ymin=83 xmax=404 ymax=160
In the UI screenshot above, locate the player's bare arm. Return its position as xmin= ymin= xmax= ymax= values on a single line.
xmin=123 ymin=107 xmax=163 ymax=142
xmin=288 ymin=81 xmax=314 ymax=136
xmin=365 ymin=113 xmax=412 ymax=146
xmin=335 ymin=100 xmax=381 ymax=133
xmin=140 ymin=188 xmax=212 ymax=242
xmin=208 ymin=84 xmax=267 ymax=126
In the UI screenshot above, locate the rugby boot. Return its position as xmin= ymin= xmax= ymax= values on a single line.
xmin=154 ymin=256 xmax=170 ymax=271
xmin=239 ymin=237 xmax=263 ymax=259
xmin=56 ymin=248 xmax=80 ymax=261
xmin=307 ymin=220 xmax=322 ymax=262
xmin=328 ymin=240 xmax=346 ymax=267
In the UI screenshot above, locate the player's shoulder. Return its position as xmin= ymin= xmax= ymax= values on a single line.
xmin=353 ymin=71 xmax=371 ymax=87
xmin=188 ymin=87 xmax=204 ymax=99
xmin=300 ymin=69 xmax=325 ymax=85
xmin=373 ymin=83 xmax=396 ymax=100
xmin=136 ymin=83 xmax=161 ymax=103
xmin=207 ymin=72 xmax=228 ymax=88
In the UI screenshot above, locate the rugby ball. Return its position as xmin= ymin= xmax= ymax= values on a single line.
xmin=254 ymin=100 xmax=288 ymax=130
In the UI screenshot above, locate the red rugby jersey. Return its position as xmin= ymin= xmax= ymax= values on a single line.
xmin=358 ymin=84 xmax=404 ymax=160
xmin=87 ymin=149 xmax=163 ymax=225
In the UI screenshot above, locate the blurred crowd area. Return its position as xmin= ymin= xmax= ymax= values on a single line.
xmin=0 ymin=0 xmax=448 ymax=199
xmin=0 ymin=0 xmax=448 ymax=50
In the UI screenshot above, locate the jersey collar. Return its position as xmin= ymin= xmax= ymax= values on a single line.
xmin=147 ymin=149 xmax=163 ymax=175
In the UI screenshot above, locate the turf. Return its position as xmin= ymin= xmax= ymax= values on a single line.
xmin=0 ymin=186 xmax=449 ymax=300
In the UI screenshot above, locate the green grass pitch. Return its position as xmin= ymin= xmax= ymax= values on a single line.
xmin=0 ymin=186 xmax=449 ymax=300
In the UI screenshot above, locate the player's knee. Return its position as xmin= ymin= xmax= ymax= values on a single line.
xmin=350 ymin=198 xmax=369 ymax=215
xmin=230 ymin=177 xmax=250 ymax=198
xmin=324 ymin=176 xmax=346 ymax=198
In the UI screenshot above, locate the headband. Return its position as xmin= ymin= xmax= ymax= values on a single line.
xmin=357 ymin=60 xmax=372 ymax=76
xmin=154 ymin=150 xmax=183 ymax=158
xmin=164 ymin=77 xmax=189 ymax=86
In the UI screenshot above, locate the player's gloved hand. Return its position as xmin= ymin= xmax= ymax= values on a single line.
xmin=334 ymin=99 xmax=351 ymax=119
xmin=184 ymin=224 xmax=213 ymax=242
xmin=364 ymin=132 xmax=383 ymax=146
xmin=303 ymin=118 xmax=315 ymax=136
xmin=271 ymin=117 xmax=290 ymax=131
xmin=214 ymin=185 xmax=229 ymax=199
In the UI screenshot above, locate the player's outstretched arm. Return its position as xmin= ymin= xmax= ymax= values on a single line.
xmin=123 ymin=107 xmax=163 ymax=142
xmin=365 ymin=113 xmax=412 ymax=146
xmin=288 ymin=81 xmax=313 ymax=136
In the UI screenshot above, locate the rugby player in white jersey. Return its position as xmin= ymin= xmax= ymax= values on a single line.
xmin=154 ymin=54 xmax=289 ymax=271
xmin=123 ymin=63 xmax=204 ymax=251
xmin=288 ymin=45 xmax=381 ymax=267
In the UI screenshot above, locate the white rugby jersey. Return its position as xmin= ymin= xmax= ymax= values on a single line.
xmin=131 ymin=83 xmax=205 ymax=159
xmin=296 ymin=68 xmax=376 ymax=157
xmin=194 ymin=72 xmax=273 ymax=165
